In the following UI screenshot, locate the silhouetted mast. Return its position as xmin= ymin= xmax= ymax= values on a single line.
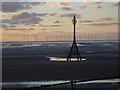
xmin=73 ymin=15 xmax=76 ymax=43
xmin=67 ymin=15 xmax=82 ymax=61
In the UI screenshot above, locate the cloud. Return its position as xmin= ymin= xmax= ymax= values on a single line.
xmin=4 ymin=28 xmax=35 ymax=30
xmin=2 ymin=12 xmax=43 ymax=25
xmin=80 ymin=17 xmax=115 ymax=24
xmin=113 ymin=0 xmax=120 ymax=6
xmin=57 ymin=2 xmax=69 ymax=8
xmin=82 ymin=22 xmax=118 ymax=26
xmin=41 ymin=28 xmax=47 ymax=30
xmin=61 ymin=7 xmax=73 ymax=11
xmin=2 ymin=2 xmax=42 ymax=13
xmin=92 ymin=5 xmax=102 ymax=9
xmin=80 ymin=20 xmax=94 ymax=23
xmin=80 ymin=4 xmax=87 ymax=9
xmin=80 ymin=0 xmax=103 ymax=9
xmin=29 ymin=2 xmax=43 ymax=5
xmin=31 ymin=13 xmax=48 ymax=17
xmin=12 ymin=12 xmax=33 ymax=19
xmin=39 ymin=24 xmax=63 ymax=27
xmin=2 ymin=24 xmax=8 ymax=28
xmin=57 ymin=2 xmax=73 ymax=11
xmin=97 ymin=17 xmax=115 ymax=21
xmin=60 ymin=13 xmax=81 ymax=18
xmin=49 ymin=25 xmax=63 ymax=27
xmin=53 ymin=21 xmax=61 ymax=23
xmin=92 ymin=22 xmax=118 ymax=26
xmin=2 ymin=2 xmax=30 ymax=12
xmin=2 ymin=23 xmax=35 ymax=30
xmin=8 ymin=25 xmax=17 ymax=27
xmin=53 ymin=21 xmax=64 ymax=23
xmin=49 ymin=13 xmax=58 ymax=16
xmin=2 ymin=24 xmax=18 ymax=30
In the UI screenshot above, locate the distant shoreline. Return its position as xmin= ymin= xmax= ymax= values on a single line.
xmin=1 ymin=40 xmax=119 ymax=43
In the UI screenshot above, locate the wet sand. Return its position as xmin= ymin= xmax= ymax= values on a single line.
xmin=2 ymin=42 xmax=119 ymax=82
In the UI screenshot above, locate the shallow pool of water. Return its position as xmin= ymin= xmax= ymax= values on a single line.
xmin=48 ymin=57 xmax=86 ymax=61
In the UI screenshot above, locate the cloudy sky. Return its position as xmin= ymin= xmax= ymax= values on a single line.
xmin=1 ymin=0 xmax=119 ymax=41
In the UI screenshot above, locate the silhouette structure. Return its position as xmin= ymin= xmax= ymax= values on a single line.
xmin=67 ymin=15 xmax=82 ymax=61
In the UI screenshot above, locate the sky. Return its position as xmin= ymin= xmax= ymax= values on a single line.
xmin=1 ymin=0 xmax=119 ymax=42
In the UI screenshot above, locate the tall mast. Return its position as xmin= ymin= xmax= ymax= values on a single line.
xmin=67 ymin=15 xmax=82 ymax=61
xmin=72 ymin=15 xmax=77 ymax=43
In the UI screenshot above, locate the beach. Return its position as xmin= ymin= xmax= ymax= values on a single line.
xmin=2 ymin=41 xmax=119 ymax=89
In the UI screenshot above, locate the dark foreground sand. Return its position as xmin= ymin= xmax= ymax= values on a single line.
xmin=2 ymin=56 xmax=118 ymax=81
xmin=2 ymin=42 xmax=119 ymax=89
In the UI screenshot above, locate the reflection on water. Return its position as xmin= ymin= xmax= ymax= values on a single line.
xmin=2 ymin=79 xmax=119 ymax=88
xmin=2 ymin=44 xmax=43 ymax=48
xmin=77 ymin=79 xmax=119 ymax=84
xmin=48 ymin=57 xmax=86 ymax=61
xmin=2 ymin=80 xmax=69 ymax=88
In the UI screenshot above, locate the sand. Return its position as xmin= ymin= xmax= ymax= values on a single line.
xmin=2 ymin=42 xmax=119 ymax=82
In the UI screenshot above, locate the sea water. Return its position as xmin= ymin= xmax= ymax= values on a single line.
xmin=1 ymin=40 xmax=118 ymax=48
